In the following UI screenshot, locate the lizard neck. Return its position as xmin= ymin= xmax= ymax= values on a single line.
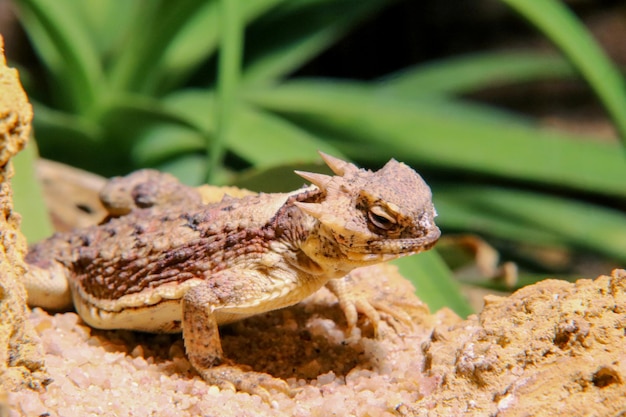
xmin=265 ymin=187 xmax=346 ymax=280
xmin=297 ymin=223 xmax=362 ymax=279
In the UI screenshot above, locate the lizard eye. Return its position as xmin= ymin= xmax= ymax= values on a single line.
xmin=368 ymin=206 xmax=397 ymax=231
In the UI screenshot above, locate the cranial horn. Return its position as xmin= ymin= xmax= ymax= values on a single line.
xmin=318 ymin=151 xmax=358 ymax=176
xmin=294 ymin=202 xmax=326 ymax=219
xmin=294 ymin=170 xmax=333 ymax=191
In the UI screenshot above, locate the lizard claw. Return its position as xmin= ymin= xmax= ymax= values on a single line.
xmin=197 ymin=365 xmax=293 ymax=401
xmin=347 ymin=297 xmax=416 ymax=338
xmin=327 ymin=275 xmax=416 ymax=339
xmin=368 ymin=299 xmax=418 ymax=336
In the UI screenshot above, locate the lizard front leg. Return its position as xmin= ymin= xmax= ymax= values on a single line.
xmin=182 ymin=273 xmax=292 ymax=400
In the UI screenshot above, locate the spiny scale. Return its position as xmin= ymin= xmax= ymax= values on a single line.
xmin=294 ymin=171 xmax=332 ymax=191
xmin=318 ymin=151 xmax=358 ymax=176
xmin=293 ymin=201 xmax=326 ymax=219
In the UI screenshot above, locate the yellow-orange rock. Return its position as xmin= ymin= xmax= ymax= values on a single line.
xmin=409 ymin=269 xmax=626 ymax=416
xmin=0 ymin=35 xmax=49 ymax=394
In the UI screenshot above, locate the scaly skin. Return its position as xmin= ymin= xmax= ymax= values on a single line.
xmin=24 ymin=152 xmax=440 ymax=399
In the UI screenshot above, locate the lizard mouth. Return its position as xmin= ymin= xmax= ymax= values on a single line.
xmin=344 ymin=227 xmax=441 ymax=262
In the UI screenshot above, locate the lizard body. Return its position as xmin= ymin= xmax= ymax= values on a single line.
xmin=24 ymin=152 xmax=440 ymax=398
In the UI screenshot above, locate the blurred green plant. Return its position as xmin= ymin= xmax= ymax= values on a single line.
xmin=10 ymin=0 xmax=626 ymax=316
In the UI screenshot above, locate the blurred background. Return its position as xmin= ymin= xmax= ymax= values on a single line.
xmin=2 ymin=0 xmax=625 ymax=316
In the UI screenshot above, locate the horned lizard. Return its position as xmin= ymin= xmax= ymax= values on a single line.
xmin=24 ymin=152 xmax=440 ymax=399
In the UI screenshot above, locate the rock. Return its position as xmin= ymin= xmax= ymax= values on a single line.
xmin=0 ymin=35 xmax=50 ymax=395
xmin=408 ymin=269 xmax=626 ymax=416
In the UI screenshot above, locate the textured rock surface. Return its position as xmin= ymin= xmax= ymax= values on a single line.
xmin=0 ymin=36 xmax=49 ymax=397
xmin=406 ymin=269 xmax=626 ymax=416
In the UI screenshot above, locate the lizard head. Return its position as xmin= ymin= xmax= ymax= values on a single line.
xmin=295 ymin=152 xmax=440 ymax=264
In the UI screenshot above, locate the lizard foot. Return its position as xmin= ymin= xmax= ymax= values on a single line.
xmin=345 ymin=296 xmax=418 ymax=338
xmin=368 ymin=299 xmax=420 ymax=336
xmin=197 ymin=364 xmax=293 ymax=402
xmin=327 ymin=275 xmax=418 ymax=338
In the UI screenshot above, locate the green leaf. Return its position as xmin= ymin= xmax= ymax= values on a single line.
xmin=462 ymin=273 xmax=580 ymax=293
xmin=232 ymin=161 xmax=332 ymax=192
xmin=434 ymin=185 xmax=626 ymax=263
xmin=156 ymin=153 xmax=208 ymax=186
xmin=32 ymin=102 xmax=102 ymax=144
xmin=245 ymin=80 xmax=626 ymax=199
xmin=433 ymin=188 xmax=566 ymax=247
xmin=108 ymin=0 xmax=289 ymax=95
xmin=98 ymin=93 xmax=197 ymax=146
xmin=132 ymin=125 xmax=206 ymax=167
xmin=162 ymin=90 xmax=217 ymax=131
xmin=157 ymin=0 xmax=288 ymax=93
xmin=151 ymin=0 xmax=223 ymax=94
xmin=242 ymin=0 xmax=389 ymax=86
xmin=501 ymin=0 xmax=626 ymax=146
xmin=162 ymin=90 xmax=340 ymax=168
xmin=12 ymin=141 xmax=54 ymax=243
xmin=393 ymin=251 xmax=473 ymax=317
xmin=379 ymin=51 xmax=576 ymax=97
xmin=30 ymin=102 xmax=118 ymax=174
xmin=71 ymin=0 xmax=141 ymax=57
xmin=108 ymin=0 xmax=212 ymax=94
xmin=210 ymin=0 xmax=246 ymax=182
xmin=13 ymin=0 xmax=103 ymax=113
xmin=231 ymin=105 xmax=342 ymax=167
xmin=92 ymin=94 xmax=197 ymax=175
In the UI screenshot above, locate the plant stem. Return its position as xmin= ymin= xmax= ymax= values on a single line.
xmin=209 ymin=0 xmax=242 ymax=183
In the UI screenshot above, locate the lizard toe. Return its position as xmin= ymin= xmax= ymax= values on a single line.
xmin=198 ymin=365 xmax=292 ymax=401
